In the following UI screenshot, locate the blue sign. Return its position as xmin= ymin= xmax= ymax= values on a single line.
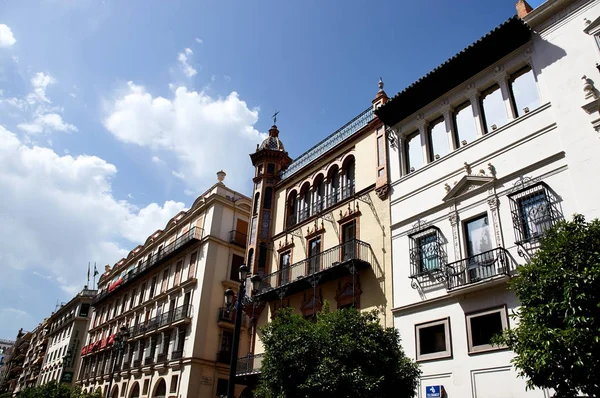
xmin=425 ymin=385 xmax=442 ymax=398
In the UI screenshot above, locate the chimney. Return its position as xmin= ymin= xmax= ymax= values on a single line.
xmin=516 ymin=0 xmax=533 ymax=18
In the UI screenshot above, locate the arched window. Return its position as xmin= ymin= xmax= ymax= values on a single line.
xmin=299 ymin=183 xmax=311 ymax=222
xmin=327 ymin=166 xmax=340 ymax=206
xmin=252 ymin=192 xmax=260 ymax=215
xmin=264 ymin=187 xmax=273 ymax=209
xmin=153 ymin=379 xmax=166 ymax=398
xmin=286 ymin=191 xmax=298 ymax=228
xmin=343 ymin=157 xmax=355 ymax=199
xmin=313 ymin=175 xmax=325 ymax=213
xmin=129 ymin=383 xmax=140 ymax=398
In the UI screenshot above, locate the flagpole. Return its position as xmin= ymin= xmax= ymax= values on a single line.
xmin=87 ymin=262 xmax=90 ymax=287
xmin=93 ymin=262 xmax=97 ymax=289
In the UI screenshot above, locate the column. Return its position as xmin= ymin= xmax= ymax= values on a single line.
xmin=495 ymin=69 xmax=517 ymax=120
xmin=398 ymin=135 xmax=407 ymax=177
xmin=466 ymin=86 xmax=486 ymax=138
xmin=441 ymin=105 xmax=458 ymax=150
xmin=416 ymin=116 xmax=430 ymax=165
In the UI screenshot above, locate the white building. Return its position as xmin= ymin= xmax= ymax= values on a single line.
xmin=376 ymin=0 xmax=600 ymax=396
xmin=39 ymin=287 xmax=96 ymax=387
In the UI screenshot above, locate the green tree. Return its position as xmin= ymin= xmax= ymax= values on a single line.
xmin=495 ymin=215 xmax=600 ymax=397
xmin=17 ymin=382 xmax=101 ymax=398
xmin=255 ymin=306 xmax=420 ymax=398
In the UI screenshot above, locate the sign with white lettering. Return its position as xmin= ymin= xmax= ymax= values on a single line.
xmin=425 ymin=385 xmax=442 ymax=398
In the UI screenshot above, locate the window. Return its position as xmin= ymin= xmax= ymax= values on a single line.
xmin=188 ymin=252 xmax=197 ymax=279
xmin=220 ymin=330 xmax=233 ymax=354
xmin=409 ymin=227 xmax=445 ymax=276
xmin=170 ymin=375 xmax=178 ymax=394
xmin=328 ymin=167 xmax=340 ymax=206
xmin=454 ymin=101 xmax=477 ymax=147
xmin=139 ymin=284 xmax=146 ymax=303
xmin=405 ymin=131 xmax=423 ymax=172
xmin=252 ymin=192 xmax=260 ymax=215
xmin=257 ymin=243 xmax=268 ymax=273
xmin=149 ymin=277 xmax=156 ymax=299
xmin=343 ymin=157 xmax=355 ymax=198
xmin=480 ymin=84 xmax=507 ymax=133
xmin=266 ymin=163 xmax=275 ymax=174
xmin=256 ymin=165 xmax=263 ymax=176
xmin=428 ymin=118 xmax=450 ymax=160
xmin=308 ymin=236 xmax=321 ymax=274
xmin=247 ymin=248 xmax=254 ymax=270
xmin=286 ymin=191 xmax=298 ymax=228
xmin=377 ymin=135 xmax=384 ymax=167
xmin=509 ymin=183 xmax=559 ymax=243
xmin=313 ymin=177 xmax=326 ymax=214
xmin=510 ymin=66 xmax=540 ymax=117
xmin=79 ymin=304 xmax=90 ymax=318
xmin=264 ymin=187 xmax=273 ymax=209
xmin=464 ymin=215 xmax=495 ymax=282
xmin=230 ymin=254 xmax=244 ymax=282
xmin=299 ymin=185 xmax=310 ymax=222
xmin=279 ymin=251 xmax=291 ymax=285
xmin=415 ymin=318 xmax=452 ymax=361
xmin=161 ymin=269 xmax=169 ymax=293
xmin=341 ymin=221 xmax=356 ymax=261
xmin=466 ymin=307 xmax=508 ymax=353
xmin=216 ymin=379 xmax=228 ymax=396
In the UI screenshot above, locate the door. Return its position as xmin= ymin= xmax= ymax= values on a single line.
xmin=342 ymin=221 xmax=356 ymax=261
xmin=465 ymin=215 xmax=494 ymax=281
xmin=308 ymin=237 xmax=321 ymax=275
xmin=235 ymin=219 xmax=249 ymax=246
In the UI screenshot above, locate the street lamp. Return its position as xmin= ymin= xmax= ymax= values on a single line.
xmin=223 ymin=265 xmax=262 ymax=398
xmin=105 ymin=325 xmax=130 ymax=398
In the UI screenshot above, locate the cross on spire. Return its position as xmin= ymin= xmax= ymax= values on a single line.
xmin=272 ymin=110 xmax=280 ymax=125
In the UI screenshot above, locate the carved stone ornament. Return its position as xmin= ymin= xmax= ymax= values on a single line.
xmin=375 ymin=184 xmax=390 ymax=200
xmin=464 ymin=162 xmax=472 ymax=175
xmin=582 ymin=75 xmax=599 ymax=100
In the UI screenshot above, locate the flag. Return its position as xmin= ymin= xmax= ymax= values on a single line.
xmin=94 ymin=263 xmax=99 ymax=276
xmin=87 ymin=262 xmax=90 ymax=283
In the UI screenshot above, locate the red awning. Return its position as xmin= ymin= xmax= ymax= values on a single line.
xmin=107 ymin=334 xmax=116 ymax=345
xmin=81 ymin=346 xmax=87 ymax=356
xmin=107 ymin=278 xmax=123 ymax=293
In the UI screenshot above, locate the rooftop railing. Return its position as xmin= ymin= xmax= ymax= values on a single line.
xmin=92 ymin=227 xmax=202 ymax=305
xmin=280 ymin=107 xmax=373 ymax=180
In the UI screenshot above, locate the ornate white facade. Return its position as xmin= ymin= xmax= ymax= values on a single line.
xmin=378 ymin=0 xmax=600 ymax=397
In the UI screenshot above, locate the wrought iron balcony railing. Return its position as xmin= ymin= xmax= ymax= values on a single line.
xmin=92 ymin=227 xmax=203 ymax=305
xmin=236 ymin=353 xmax=264 ymax=376
xmin=217 ymin=307 xmax=248 ymax=327
xmin=446 ymin=248 xmax=510 ymax=290
xmin=229 ymin=230 xmax=247 ymax=248
xmin=255 ymin=239 xmax=373 ymax=299
xmin=127 ymin=305 xmax=192 ymax=338
xmin=280 ymin=107 xmax=373 ymax=180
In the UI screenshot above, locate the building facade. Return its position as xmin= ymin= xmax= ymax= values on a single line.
xmin=14 ymin=318 xmax=51 ymax=393
xmin=0 ymin=329 xmax=32 ymax=395
xmin=37 ymin=287 xmax=96 ymax=387
xmin=0 ymin=339 xmax=14 ymax=375
xmin=376 ymin=0 xmax=600 ymax=396
xmin=234 ymin=85 xmax=395 ymax=394
xmin=77 ymin=173 xmax=252 ymax=398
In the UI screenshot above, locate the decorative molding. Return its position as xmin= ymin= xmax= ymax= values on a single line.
xmin=448 ymin=208 xmax=460 ymax=260
xmin=277 ymin=236 xmax=295 ymax=252
xmin=338 ymin=202 xmax=361 ymax=224
xmin=305 ymin=220 xmax=325 ymax=240
xmin=375 ymin=183 xmax=390 ymax=200
xmin=443 ymin=175 xmax=495 ymax=202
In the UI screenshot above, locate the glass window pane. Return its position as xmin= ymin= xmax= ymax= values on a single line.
xmin=519 ymin=192 xmax=551 ymax=239
xmin=406 ymin=132 xmax=423 ymax=172
xmin=419 ymin=234 xmax=439 ymax=272
xmin=466 ymin=216 xmax=493 ymax=257
xmin=511 ymin=67 xmax=540 ymax=116
xmin=419 ymin=324 xmax=446 ymax=354
xmin=454 ymin=102 xmax=477 ymax=146
xmin=429 ymin=120 xmax=450 ymax=159
xmin=470 ymin=312 xmax=503 ymax=347
xmin=481 ymin=86 xmax=507 ymax=132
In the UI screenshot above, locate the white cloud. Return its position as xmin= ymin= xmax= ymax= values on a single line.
xmin=33 ymin=271 xmax=52 ymax=280
xmin=103 ymin=82 xmax=265 ymax=191
xmin=151 ymin=155 xmax=164 ymax=164
xmin=1 ymin=97 xmax=28 ymax=110
xmin=17 ymin=113 xmax=78 ymax=134
xmin=0 ymin=126 xmax=186 ymax=296
xmin=0 ymin=24 xmax=16 ymax=48
xmin=224 ymin=75 xmax=231 ymax=82
xmin=195 ymin=38 xmax=203 ymax=44
xmin=172 ymin=170 xmax=185 ymax=180
xmin=177 ymin=48 xmax=197 ymax=78
xmin=28 ymin=72 xmax=56 ymax=104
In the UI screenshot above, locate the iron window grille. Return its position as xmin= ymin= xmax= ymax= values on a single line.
xmin=409 ymin=227 xmax=447 ymax=278
xmin=508 ymin=182 xmax=560 ymax=244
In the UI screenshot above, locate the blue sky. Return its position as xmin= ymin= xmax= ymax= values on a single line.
xmin=0 ymin=0 xmax=544 ymax=339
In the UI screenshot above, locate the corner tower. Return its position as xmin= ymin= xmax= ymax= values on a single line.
xmin=248 ymin=124 xmax=292 ymax=277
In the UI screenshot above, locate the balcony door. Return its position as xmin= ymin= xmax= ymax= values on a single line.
xmin=342 ymin=221 xmax=356 ymax=261
xmin=308 ymin=237 xmax=321 ymax=275
xmin=465 ymin=215 xmax=494 ymax=281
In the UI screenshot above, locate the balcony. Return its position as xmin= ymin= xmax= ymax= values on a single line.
xmin=229 ymin=230 xmax=247 ymax=248
xmin=128 ymin=304 xmax=192 ymax=338
xmin=236 ymin=353 xmax=264 ymax=376
xmin=92 ymin=227 xmax=203 ymax=306
xmin=446 ymin=248 xmax=511 ymax=290
xmin=255 ymin=239 xmax=373 ymax=301
xmin=216 ymin=350 xmax=231 ymax=364
xmin=156 ymin=353 xmax=168 ymax=363
xmin=217 ymin=307 xmax=248 ymax=328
